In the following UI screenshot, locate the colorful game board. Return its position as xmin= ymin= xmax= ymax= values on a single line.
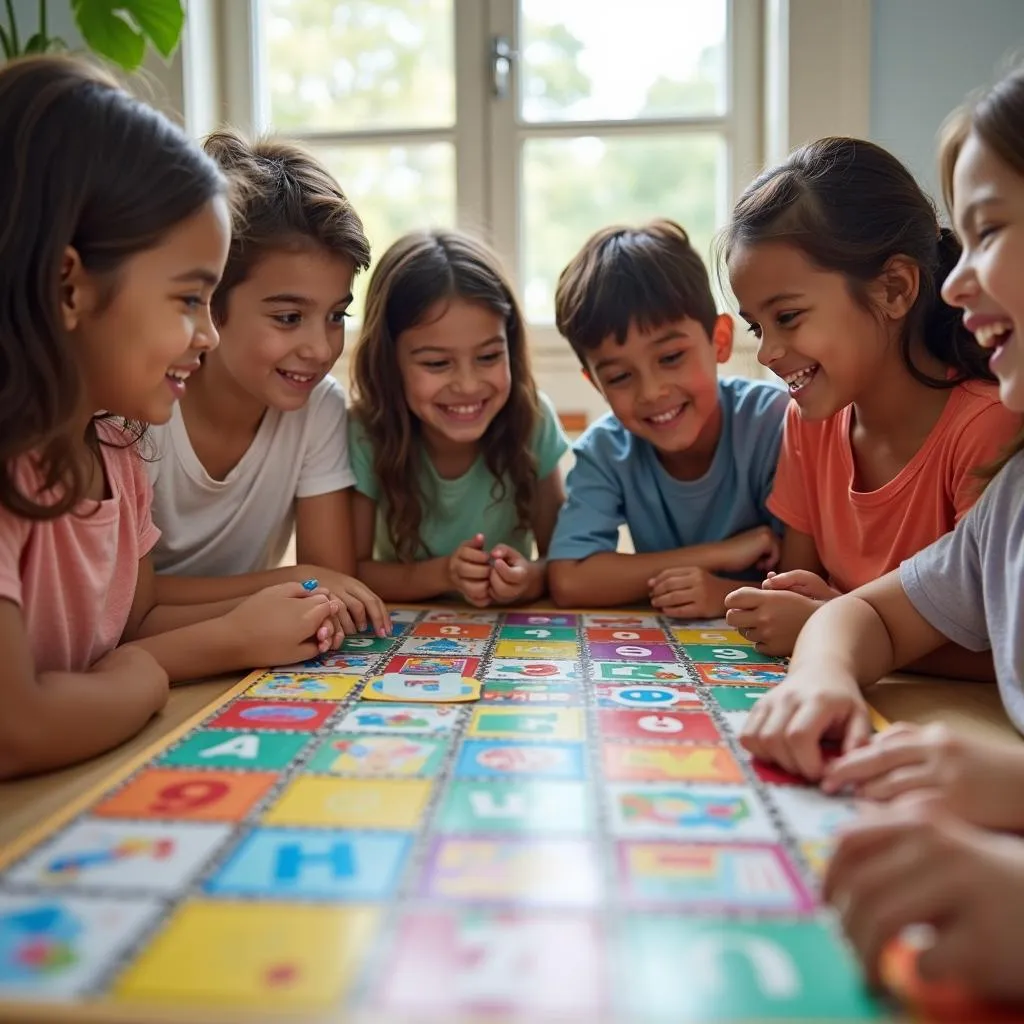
xmin=0 ymin=608 xmax=926 ymax=1022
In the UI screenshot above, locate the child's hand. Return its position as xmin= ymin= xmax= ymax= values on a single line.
xmin=822 ymin=722 xmax=1024 ymax=829
xmin=448 ymin=534 xmax=492 ymax=608
xmin=825 ymin=797 xmax=1024 ymax=1001
xmin=740 ymin=671 xmax=873 ymax=780
xmin=648 ymin=567 xmax=732 ymax=619
xmin=487 ymin=545 xmax=530 ymax=604
xmin=716 ymin=526 xmax=781 ymax=573
xmin=306 ymin=568 xmax=391 ymax=638
xmin=226 ymin=582 xmax=343 ymax=664
xmin=724 ymin=586 xmax=819 ymax=655
xmin=93 ymin=646 xmax=170 ymax=708
xmin=762 ymin=569 xmax=840 ymax=601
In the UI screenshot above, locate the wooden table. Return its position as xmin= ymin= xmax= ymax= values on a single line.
xmin=0 ymin=671 xmax=1017 ymax=850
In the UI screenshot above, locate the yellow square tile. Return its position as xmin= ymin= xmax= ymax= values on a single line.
xmin=263 ymin=776 xmax=432 ymax=829
xmin=243 ymin=672 xmax=360 ymax=701
xmin=467 ymin=707 xmax=584 ymax=741
xmin=673 ymin=628 xmax=752 ymax=646
xmin=493 ymin=640 xmax=578 ymax=659
xmin=114 ymin=900 xmax=376 ymax=1012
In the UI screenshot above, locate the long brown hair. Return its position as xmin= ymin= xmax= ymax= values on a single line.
xmin=0 ymin=55 xmax=226 ymax=520
xmin=722 ymin=136 xmax=994 ymax=388
xmin=351 ymin=230 xmax=540 ymax=561
xmin=940 ymin=67 xmax=1024 ymax=481
xmin=203 ymin=129 xmax=370 ymax=324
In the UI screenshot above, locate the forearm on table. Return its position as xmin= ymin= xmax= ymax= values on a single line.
xmin=356 ymin=557 xmax=451 ymax=603
xmin=126 ymin=617 xmax=243 ymax=683
xmin=902 ymin=644 xmax=996 ymax=682
xmin=154 ymin=566 xmax=311 ymax=605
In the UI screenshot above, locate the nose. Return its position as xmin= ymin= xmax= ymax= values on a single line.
xmin=941 ymin=249 xmax=975 ymax=310
xmin=194 ymin=306 xmax=219 ymax=353
xmin=452 ymin=359 xmax=481 ymax=394
xmin=756 ymin=331 xmax=784 ymax=369
xmin=637 ymin=368 xmax=668 ymax=405
xmin=297 ymin=323 xmax=337 ymax=366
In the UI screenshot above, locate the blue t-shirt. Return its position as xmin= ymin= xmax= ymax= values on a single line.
xmin=549 ymin=377 xmax=787 ymax=578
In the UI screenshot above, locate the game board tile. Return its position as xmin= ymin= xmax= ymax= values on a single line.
xmin=603 ymin=741 xmax=745 ymax=783
xmin=719 ymin=710 xmax=750 ymax=736
xmin=673 ymin=627 xmax=753 ymax=646
xmin=455 ymin=740 xmax=587 ymax=780
xmin=412 ymin=622 xmax=494 ymax=640
xmin=745 ymin=747 xmax=841 ymax=787
xmin=498 ymin=625 xmax=578 ymax=644
xmin=242 ymin=672 xmax=360 ymax=701
xmin=479 ymin=679 xmax=581 ymax=705
xmin=467 ymin=707 xmax=584 ymax=741
xmin=351 ymin=620 xmax=410 ymax=637
xmin=113 ymin=900 xmax=378 ymax=1012
xmin=585 ymin=627 xmax=669 ymax=644
xmin=386 ymin=608 xmax=421 ymax=624
xmin=384 ymin=654 xmax=481 ymax=677
xmin=616 ymin=915 xmax=886 ymax=1020
xmin=362 ymin=671 xmax=482 ymax=702
xmin=616 ymin=840 xmax=814 ymax=913
xmin=2 ymin=820 xmax=233 ymax=893
xmin=683 ymin=643 xmax=786 ymax=666
xmin=205 ymin=699 xmax=335 ymax=732
xmin=493 ymin=640 xmax=579 ymax=659
xmin=606 ymin=783 xmax=779 ymax=842
xmin=91 ymin=768 xmax=279 ymax=822
xmin=305 ymin=734 xmax=448 ymax=777
xmin=0 ymin=891 xmax=162 ymax=999
xmin=338 ymin=634 xmax=396 ymax=653
xmin=503 ymin=612 xmax=580 ymax=626
xmin=595 ymin=684 xmax=702 ymax=711
xmin=275 ymin=651 xmax=380 ymax=675
xmin=597 ymin=709 xmax=722 ymax=744
xmin=375 ymin=910 xmax=605 ymax=1016
xmin=592 ymin=661 xmax=698 ymax=683
xmin=485 ymin=658 xmax=582 ymax=681
xmin=768 ymin=786 xmax=863 ymax=842
xmin=582 ymin=613 xmax=661 ymax=628
xmin=421 ymin=837 xmax=601 ymax=908
xmin=420 ymin=609 xmax=501 ymax=624
xmin=397 ymin=636 xmax=489 ymax=657
xmin=695 ymin=663 xmax=789 ymax=685
xmin=437 ymin=780 xmax=590 ymax=835
xmin=157 ymin=729 xmax=312 ymax=770
xmin=587 ymin=641 xmax=677 ymax=663
xmin=707 ymin=685 xmax=773 ymax=712
xmin=262 ymin=777 xmax=432 ymax=829
xmin=205 ymin=830 xmax=411 ymax=900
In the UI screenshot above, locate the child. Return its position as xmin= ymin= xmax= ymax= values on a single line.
xmin=747 ymin=67 xmax=1024 ymax=997
xmin=722 ymin=136 xmax=1021 ymax=658
xmin=147 ymin=130 xmax=390 ymax=637
xmin=547 ymin=219 xmax=787 ymax=615
xmin=0 ymin=57 xmax=343 ymax=778
xmin=349 ymin=229 xmax=568 ymax=605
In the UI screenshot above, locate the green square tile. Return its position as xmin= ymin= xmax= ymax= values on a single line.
xmin=438 ymin=779 xmax=589 ymax=834
xmin=617 ymin=916 xmax=884 ymax=1020
xmin=684 ymin=644 xmax=784 ymax=665
xmin=158 ymin=729 xmax=311 ymax=770
xmin=498 ymin=625 xmax=578 ymax=643
xmin=339 ymin=635 xmax=395 ymax=653
xmin=709 ymin=686 xmax=772 ymax=711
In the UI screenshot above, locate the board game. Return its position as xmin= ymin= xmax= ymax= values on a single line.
xmin=0 ymin=606 xmax=928 ymax=1022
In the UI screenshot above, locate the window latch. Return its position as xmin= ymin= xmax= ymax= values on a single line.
xmin=491 ymin=35 xmax=517 ymax=99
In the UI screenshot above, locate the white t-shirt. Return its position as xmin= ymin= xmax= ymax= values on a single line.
xmin=147 ymin=376 xmax=356 ymax=576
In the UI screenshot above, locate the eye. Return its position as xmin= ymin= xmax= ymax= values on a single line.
xmin=329 ymin=310 xmax=351 ymax=325
xmin=273 ymin=312 xmax=302 ymax=327
xmin=745 ymin=321 xmax=763 ymax=339
xmin=605 ymin=371 xmax=630 ymax=387
xmin=179 ymin=295 xmax=203 ymax=311
xmin=478 ymin=350 xmax=504 ymax=365
xmin=977 ymin=224 xmax=1001 ymax=245
xmin=776 ymin=310 xmax=803 ymax=328
xmin=421 ymin=359 xmax=450 ymax=371
xmin=659 ymin=350 xmax=684 ymax=366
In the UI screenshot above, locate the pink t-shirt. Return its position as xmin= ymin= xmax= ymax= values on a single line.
xmin=0 ymin=421 xmax=160 ymax=673
xmin=768 ymin=381 xmax=1022 ymax=594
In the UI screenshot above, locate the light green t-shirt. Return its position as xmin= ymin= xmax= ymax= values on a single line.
xmin=350 ymin=392 xmax=568 ymax=561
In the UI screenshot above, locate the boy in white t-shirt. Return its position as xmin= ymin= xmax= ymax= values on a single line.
xmin=148 ymin=129 xmax=389 ymax=635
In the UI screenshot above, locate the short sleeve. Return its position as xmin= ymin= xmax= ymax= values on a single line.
xmin=750 ymin=386 xmax=789 ymax=521
xmin=532 ymin=392 xmax=570 ymax=478
xmin=899 ymin=501 xmax=989 ymax=651
xmin=297 ymin=378 xmax=357 ymax=499
xmin=548 ymin=435 xmax=625 ymax=560
xmin=766 ymin=402 xmax=813 ymax=534
xmin=347 ymin=416 xmax=379 ymax=501
xmin=0 ymin=498 xmax=30 ymax=608
xmin=948 ymin=399 xmax=1022 ymax=521
xmin=127 ymin=450 xmax=161 ymax=558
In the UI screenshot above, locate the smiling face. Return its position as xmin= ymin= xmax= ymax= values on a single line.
xmin=69 ymin=196 xmax=231 ymax=424
xmin=396 ymin=296 xmax=512 ymax=449
xmin=209 ymin=245 xmax=356 ymax=411
xmin=729 ymin=241 xmax=901 ymax=421
xmin=942 ymin=131 xmax=1024 ymax=413
xmin=585 ymin=316 xmax=730 ymax=471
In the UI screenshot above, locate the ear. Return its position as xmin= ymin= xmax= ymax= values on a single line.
xmin=869 ymin=256 xmax=920 ymax=320
xmin=60 ymin=245 xmax=93 ymax=332
xmin=711 ymin=313 xmax=734 ymax=364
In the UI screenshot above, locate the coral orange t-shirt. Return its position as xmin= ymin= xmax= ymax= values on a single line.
xmin=0 ymin=421 xmax=160 ymax=673
xmin=767 ymin=382 xmax=1022 ymax=594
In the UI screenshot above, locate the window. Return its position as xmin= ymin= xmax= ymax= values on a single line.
xmin=215 ymin=0 xmax=762 ymax=386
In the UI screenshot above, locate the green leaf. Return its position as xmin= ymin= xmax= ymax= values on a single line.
xmin=23 ymin=31 xmax=49 ymax=53
xmin=119 ymin=0 xmax=184 ymax=59
xmin=0 ymin=21 xmax=12 ymax=59
xmin=71 ymin=2 xmax=146 ymax=71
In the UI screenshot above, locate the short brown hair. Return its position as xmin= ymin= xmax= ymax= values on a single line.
xmin=554 ymin=219 xmax=718 ymax=363
xmin=203 ymin=129 xmax=371 ymax=322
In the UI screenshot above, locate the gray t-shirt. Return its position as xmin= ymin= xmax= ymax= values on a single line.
xmin=900 ymin=448 xmax=1024 ymax=732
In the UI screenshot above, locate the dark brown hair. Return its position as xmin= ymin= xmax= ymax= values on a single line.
xmin=0 ymin=55 xmax=227 ymax=521
xmin=554 ymin=219 xmax=718 ymax=363
xmin=722 ymin=136 xmax=994 ymax=388
xmin=351 ymin=230 xmax=540 ymax=561
xmin=204 ymin=129 xmax=370 ymax=323
xmin=940 ymin=68 xmax=1024 ymax=480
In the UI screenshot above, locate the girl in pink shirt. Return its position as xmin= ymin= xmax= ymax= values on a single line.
xmin=722 ymin=136 xmax=1021 ymax=664
xmin=0 ymin=57 xmax=344 ymax=779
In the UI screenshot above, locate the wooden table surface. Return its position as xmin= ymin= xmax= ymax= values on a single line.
xmin=0 ymin=670 xmax=1017 ymax=850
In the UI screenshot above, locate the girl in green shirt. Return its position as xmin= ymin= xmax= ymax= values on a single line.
xmin=349 ymin=229 xmax=568 ymax=605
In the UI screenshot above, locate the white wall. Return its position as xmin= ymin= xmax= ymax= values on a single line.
xmin=870 ymin=0 xmax=1024 ymax=203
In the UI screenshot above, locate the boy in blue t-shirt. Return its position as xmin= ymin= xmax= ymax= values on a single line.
xmin=548 ymin=219 xmax=788 ymax=617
